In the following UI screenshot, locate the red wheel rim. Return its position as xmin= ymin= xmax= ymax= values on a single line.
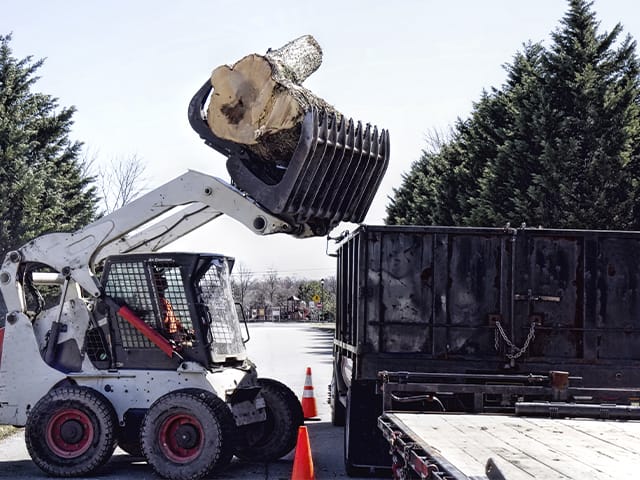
xmin=158 ymin=413 xmax=204 ymax=463
xmin=46 ymin=409 xmax=94 ymax=458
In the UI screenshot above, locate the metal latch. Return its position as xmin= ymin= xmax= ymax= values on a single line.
xmin=514 ymin=289 xmax=561 ymax=302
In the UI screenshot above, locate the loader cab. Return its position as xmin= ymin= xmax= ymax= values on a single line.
xmin=89 ymin=252 xmax=247 ymax=371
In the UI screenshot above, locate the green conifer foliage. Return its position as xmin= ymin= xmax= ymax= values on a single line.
xmin=0 ymin=34 xmax=98 ymax=260
xmin=386 ymin=0 xmax=640 ymax=230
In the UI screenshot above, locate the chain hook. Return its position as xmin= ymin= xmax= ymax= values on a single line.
xmin=494 ymin=320 xmax=536 ymax=359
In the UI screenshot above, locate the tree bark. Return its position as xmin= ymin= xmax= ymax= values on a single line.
xmin=207 ymin=35 xmax=342 ymax=165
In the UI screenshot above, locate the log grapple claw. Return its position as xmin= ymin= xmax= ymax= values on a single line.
xmin=188 ymin=80 xmax=389 ymax=237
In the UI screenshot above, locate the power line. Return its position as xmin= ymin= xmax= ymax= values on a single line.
xmin=230 ymin=267 xmax=335 ymax=277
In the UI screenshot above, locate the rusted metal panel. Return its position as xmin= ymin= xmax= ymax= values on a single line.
xmin=594 ymin=236 xmax=640 ymax=361
xmin=335 ymin=225 xmax=640 ymax=388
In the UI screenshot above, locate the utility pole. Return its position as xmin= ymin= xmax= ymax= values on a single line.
xmin=320 ymin=278 xmax=325 ymax=322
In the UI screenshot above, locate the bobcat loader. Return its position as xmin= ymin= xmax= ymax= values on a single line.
xmin=0 ymin=79 xmax=389 ymax=479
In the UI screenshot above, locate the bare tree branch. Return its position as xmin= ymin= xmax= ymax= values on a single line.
xmin=264 ymin=268 xmax=279 ymax=305
xmin=423 ymin=126 xmax=454 ymax=155
xmin=96 ymin=154 xmax=148 ymax=214
xmin=80 ymin=148 xmax=99 ymax=180
xmin=231 ymin=263 xmax=254 ymax=305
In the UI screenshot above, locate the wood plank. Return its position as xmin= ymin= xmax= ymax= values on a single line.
xmin=461 ymin=415 xmax=615 ymax=479
xmin=513 ymin=417 xmax=639 ymax=477
xmin=455 ymin=415 xmax=581 ymax=479
xmin=390 ymin=413 xmax=640 ymax=480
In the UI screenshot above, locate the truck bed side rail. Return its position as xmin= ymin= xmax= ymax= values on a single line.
xmin=378 ymin=370 xmax=640 ymax=418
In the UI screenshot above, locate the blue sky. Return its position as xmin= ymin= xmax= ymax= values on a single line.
xmin=2 ymin=1 xmax=639 ymax=278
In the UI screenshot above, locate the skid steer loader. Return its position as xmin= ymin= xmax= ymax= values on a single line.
xmin=0 ymin=78 xmax=389 ymax=479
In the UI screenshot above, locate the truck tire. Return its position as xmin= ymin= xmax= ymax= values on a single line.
xmin=140 ymin=389 xmax=235 ymax=480
xmin=234 ymin=378 xmax=303 ymax=462
xmin=330 ymin=376 xmax=346 ymax=427
xmin=25 ymin=386 xmax=117 ymax=477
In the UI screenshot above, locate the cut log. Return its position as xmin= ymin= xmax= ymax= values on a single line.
xmin=207 ymin=35 xmax=343 ymax=165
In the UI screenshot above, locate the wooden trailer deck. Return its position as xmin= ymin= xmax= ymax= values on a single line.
xmin=380 ymin=412 xmax=640 ymax=479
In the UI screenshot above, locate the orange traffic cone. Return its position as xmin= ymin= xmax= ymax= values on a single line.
xmin=301 ymin=367 xmax=318 ymax=419
xmin=291 ymin=426 xmax=315 ymax=480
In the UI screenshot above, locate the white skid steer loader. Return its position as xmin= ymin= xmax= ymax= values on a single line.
xmin=0 ymin=79 xmax=389 ymax=479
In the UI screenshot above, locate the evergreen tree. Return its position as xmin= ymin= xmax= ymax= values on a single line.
xmin=385 ymin=152 xmax=442 ymax=225
xmin=532 ymin=0 xmax=640 ymax=229
xmin=466 ymin=43 xmax=546 ymax=227
xmin=386 ymin=0 xmax=640 ymax=230
xmin=0 ymin=34 xmax=97 ymax=260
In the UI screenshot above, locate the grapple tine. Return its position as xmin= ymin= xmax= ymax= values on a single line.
xmin=301 ymin=114 xmax=344 ymax=218
xmin=300 ymin=115 xmax=350 ymax=220
xmin=333 ymin=121 xmax=372 ymax=223
xmin=358 ymin=129 xmax=389 ymax=221
xmin=287 ymin=110 xmax=332 ymax=217
xmin=189 ymin=81 xmax=389 ymax=236
xmin=345 ymin=126 xmax=380 ymax=222
xmin=323 ymin=117 xmax=354 ymax=214
xmin=325 ymin=120 xmax=365 ymax=223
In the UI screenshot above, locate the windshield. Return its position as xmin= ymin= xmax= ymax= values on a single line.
xmin=197 ymin=258 xmax=246 ymax=363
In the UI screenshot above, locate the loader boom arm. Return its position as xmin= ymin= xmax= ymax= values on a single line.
xmin=93 ymin=202 xmax=224 ymax=263
xmin=1 ymin=170 xmax=302 ymax=301
xmin=2 ymin=81 xmax=389 ymax=311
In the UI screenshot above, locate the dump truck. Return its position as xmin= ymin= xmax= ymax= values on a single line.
xmin=330 ymin=225 xmax=640 ymax=476
xmin=0 ymin=79 xmax=389 ymax=479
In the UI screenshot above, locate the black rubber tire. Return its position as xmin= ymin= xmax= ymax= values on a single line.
xmin=181 ymin=388 xmax=237 ymax=469
xmin=234 ymin=378 xmax=304 ymax=462
xmin=140 ymin=389 xmax=235 ymax=480
xmin=25 ymin=386 xmax=117 ymax=477
xmin=330 ymin=376 xmax=346 ymax=427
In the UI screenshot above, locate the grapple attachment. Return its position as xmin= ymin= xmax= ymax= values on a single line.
xmin=188 ymin=80 xmax=389 ymax=236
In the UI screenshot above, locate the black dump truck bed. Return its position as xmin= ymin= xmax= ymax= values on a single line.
xmin=333 ymin=225 xmax=640 ymax=471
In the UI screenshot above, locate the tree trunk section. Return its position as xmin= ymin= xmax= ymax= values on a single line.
xmin=207 ymin=35 xmax=342 ymax=165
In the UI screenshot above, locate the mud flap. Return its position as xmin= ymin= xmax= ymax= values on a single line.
xmin=345 ymin=380 xmax=391 ymax=474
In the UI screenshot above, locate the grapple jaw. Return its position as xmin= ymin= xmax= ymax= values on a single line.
xmin=188 ymin=80 xmax=389 ymax=237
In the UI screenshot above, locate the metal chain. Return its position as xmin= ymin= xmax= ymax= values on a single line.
xmin=494 ymin=320 xmax=536 ymax=359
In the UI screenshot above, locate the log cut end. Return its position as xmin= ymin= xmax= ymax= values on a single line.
xmin=206 ymin=35 xmax=341 ymax=164
xmin=208 ymin=54 xmax=304 ymax=146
